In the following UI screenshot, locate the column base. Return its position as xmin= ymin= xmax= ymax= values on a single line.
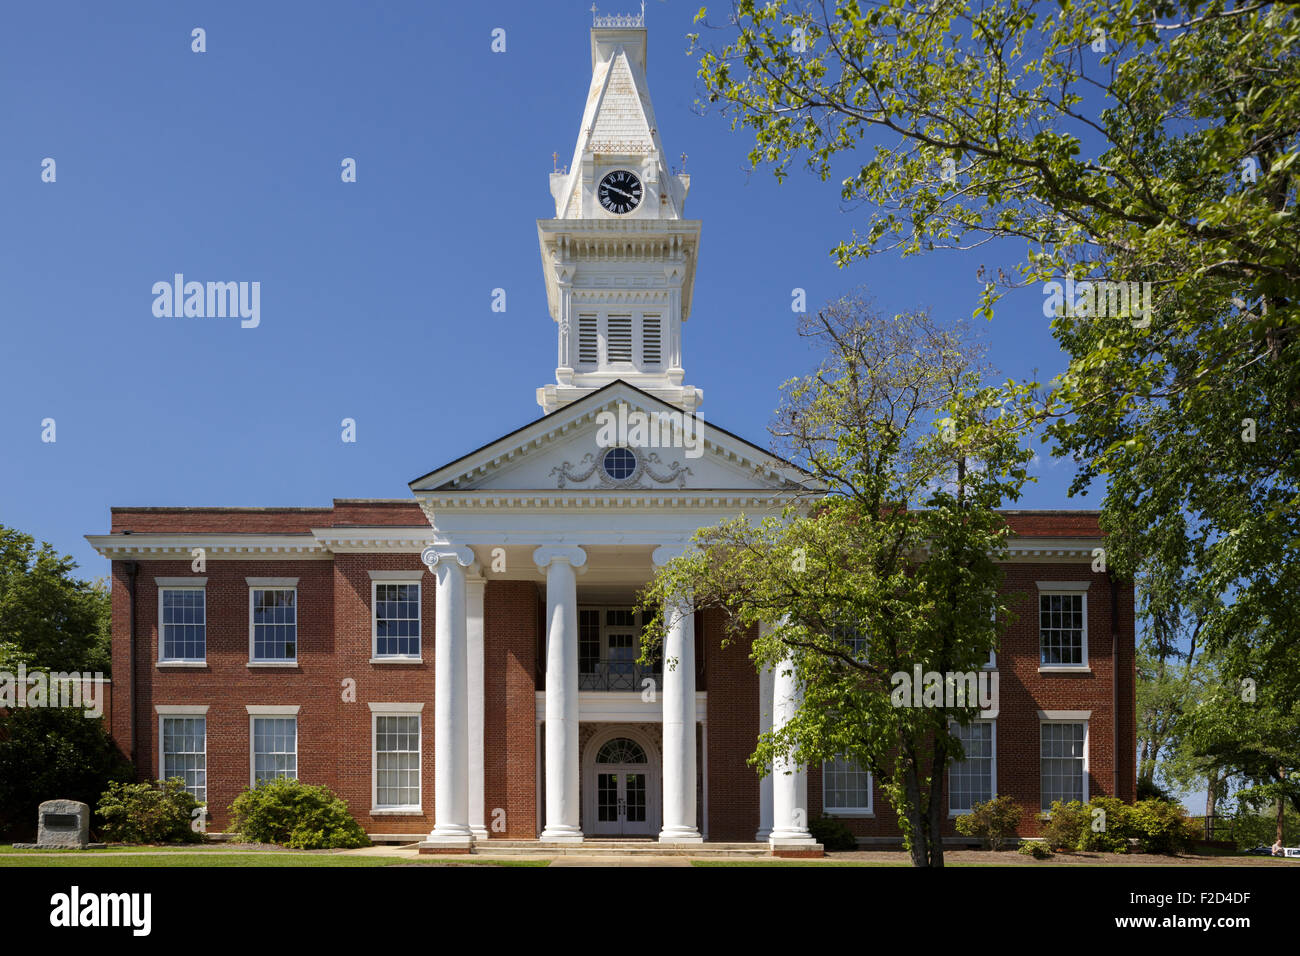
xmin=769 ymin=829 xmax=823 ymax=858
xmin=469 ymin=826 xmax=489 ymax=841
xmin=539 ymin=825 xmax=584 ymax=843
xmin=419 ymin=828 xmax=475 ymax=854
xmin=659 ymin=826 xmax=704 ymax=844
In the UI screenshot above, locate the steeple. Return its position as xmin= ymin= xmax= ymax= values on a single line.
xmin=535 ymin=9 xmax=702 ymax=415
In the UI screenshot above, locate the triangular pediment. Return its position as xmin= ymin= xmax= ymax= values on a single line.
xmin=408 ymin=382 xmax=815 ymax=495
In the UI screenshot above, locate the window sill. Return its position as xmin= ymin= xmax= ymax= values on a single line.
xmin=248 ymin=661 xmax=299 ymax=668
xmin=822 ymin=809 xmax=873 ymax=818
xmin=370 ymin=808 xmax=423 ymax=816
xmin=1038 ymin=666 xmax=1091 ymax=674
xmin=369 ymin=657 xmax=424 ymax=665
xmin=157 ymin=661 xmax=207 ymax=668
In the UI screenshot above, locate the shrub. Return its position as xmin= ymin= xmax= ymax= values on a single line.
xmin=97 ymin=778 xmax=203 ymax=844
xmin=1018 ymin=840 xmax=1053 ymax=859
xmin=1038 ymin=800 xmax=1088 ymax=851
xmin=227 ymin=778 xmax=369 ymax=850
xmin=1129 ymin=798 xmax=1198 ymax=854
xmin=954 ymin=795 xmax=1023 ymax=851
xmin=0 ymin=707 xmax=134 ymax=842
xmin=1078 ymin=796 xmax=1134 ymax=853
xmin=809 ymin=815 xmax=857 ymax=851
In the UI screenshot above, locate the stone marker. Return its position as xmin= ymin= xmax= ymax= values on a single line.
xmin=12 ymin=799 xmax=100 ymax=850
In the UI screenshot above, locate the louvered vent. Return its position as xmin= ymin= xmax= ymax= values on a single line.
xmin=577 ymin=314 xmax=598 ymax=366
xmin=642 ymin=315 xmax=662 ymax=367
xmin=607 ymin=314 xmax=633 ymax=363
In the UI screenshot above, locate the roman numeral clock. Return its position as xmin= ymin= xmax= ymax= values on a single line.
xmin=597 ymin=169 xmax=642 ymax=214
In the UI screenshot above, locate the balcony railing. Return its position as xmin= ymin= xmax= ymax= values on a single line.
xmin=579 ymin=658 xmax=661 ymax=692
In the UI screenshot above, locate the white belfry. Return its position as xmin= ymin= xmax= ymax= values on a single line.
xmin=534 ymin=545 xmax=588 ymax=842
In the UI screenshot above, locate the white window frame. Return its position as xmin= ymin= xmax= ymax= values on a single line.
xmin=156 ymin=705 xmax=208 ymax=803
xmin=369 ymin=703 xmax=424 ymax=814
xmin=247 ymin=705 xmax=300 ymax=788
xmin=1036 ymin=582 xmax=1090 ymax=672
xmin=821 ymin=755 xmax=873 ymax=817
xmin=247 ymin=577 xmax=299 ymax=666
xmin=369 ymin=572 xmax=423 ymax=662
xmin=948 ymin=718 xmax=997 ymax=816
xmin=156 ymin=578 xmax=207 ymax=665
xmin=1038 ymin=713 xmax=1090 ymax=810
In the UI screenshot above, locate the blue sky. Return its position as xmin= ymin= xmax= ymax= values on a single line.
xmin=0 ymin=0 xmax=1093 ymax=575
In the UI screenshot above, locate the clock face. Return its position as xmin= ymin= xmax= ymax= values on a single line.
xmin=598 ymin=169 xmax=643 ymax=214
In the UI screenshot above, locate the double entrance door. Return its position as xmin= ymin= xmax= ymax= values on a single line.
xmin=591 ymin=736 xmax=653 ymax=836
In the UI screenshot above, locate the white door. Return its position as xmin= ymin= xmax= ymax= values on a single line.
xmin=592 ymin=737 xmax=652 ymax=835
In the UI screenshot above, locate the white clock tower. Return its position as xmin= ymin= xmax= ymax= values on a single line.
xmin=536 ymin=10 xmax=703 ymax=415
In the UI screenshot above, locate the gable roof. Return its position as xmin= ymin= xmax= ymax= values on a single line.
xmin=408 ymin=380 xmax=815 ymax=493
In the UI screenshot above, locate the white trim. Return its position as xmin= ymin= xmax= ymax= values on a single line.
xmin=371 ymin=709 xmax=423 ymax=814
xmin=248 ymin=584 xmax=298 ymax=665
xmin=1037 ymin=709 xmax=1092 ymax=720
xmin=87 ymin=533 xmax=331 ymax=560
xmin=1039 ymin=717 xmax=1090 ymax=808
xmin=157 ymin=584 xmax=206 ymax=664
xmin=535 ymin=691 xmax=707 ymax=722
xmin=245 ymin=705 xmax=301 ymax=715
xmin=155 ymin=705 xmax=209 ymax=715
xmin=248 ymin=713 xmax=298 ymax=788
xmin=820 ymin=756 xmax=874 ymax=817
xmin=370 ymin=578 xmax=423 ymax=661
xmin=1036 ymin=586 xmax=1089 ymax=668
xmin=155 ymin=577 xmax=207 ymax=586
xmin=367 ymin=702 xmax=426 ymax=713
xmin=947 ymin=718 xmax=997 ymax=816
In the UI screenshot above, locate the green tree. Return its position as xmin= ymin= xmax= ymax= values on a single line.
xmin=0 ymin=526 xmax=110 ymax=674
xmin=641 ymin=299 xmax=1034 ymax=866
xmin=692 ymin=0 xmax=1299 ymax=763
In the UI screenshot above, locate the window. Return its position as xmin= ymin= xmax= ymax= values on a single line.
xmin=602 ymin=446 xmax=637 ymax=481
xmin=159 ymin=586 xmax=206 ymax=662
xmin=250 ymin=586 xmax=297 ymax=663
xmin=161 ymin=715 xmax=207 ymax=802
xmin=577 ymin=313 xmax=598 ymax=365
xmin=1039 ymin=591 xmax=1087 ymax=666
xmin=372 ymin=580 xmax=421 ymax=658
xmin=949 ymin=720 xmax=995 ymax=814
xmin=373 ymin=711 xmax=421 ymax=811
xmin=606 ymin=313 xmax=633 ymax=363
xmin=642 ymin=314 xmax=662 ymax=366
xmin=252 ymin=716 xmax=297 ymax=786
xmin=822 ymin=756 xmax=872 ymax=814
xmin=572 ymin=310 xmax=669 ymax=372
xmin=1040 ymin=721 xmax=1087 ymax=809
xmin=830 ymin=622 xmax=868 ymax=661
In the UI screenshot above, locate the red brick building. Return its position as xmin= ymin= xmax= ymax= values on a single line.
xmin=86 ymin=16 xmax=1134 ymax=850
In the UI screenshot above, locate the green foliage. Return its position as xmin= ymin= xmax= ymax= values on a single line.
xmin=693 ymin=0 xmax=1300 ymax=773
xmin=1018 ymin=840 xmax=1053 ymax=859
xmin=1038 ymin=800 xmax=1088 ymax=851
xmin=227 ymin=778 xmax=369 ymax=850
xmin=641 ymin=300 xmax=1035 ymax=867
xmin=0 ymin=707 xmax=133 ymax=841
xmin=1127 ymin=798 xmax=1199 ymax=854
xmin=808 ymin=815 xmax=857 ymax=851
xmin=953 ymin=794 xmax=1022 ymax=851
xmin=97 ymin=778 xmax=203 ymax=844
xmin=1230 ymin=805 xmax=1300 ymax=850
xmin=1078 ymin=796 xmax=1133 ymax=853
xmin=0 ymin=525 xmax=110 ymax=673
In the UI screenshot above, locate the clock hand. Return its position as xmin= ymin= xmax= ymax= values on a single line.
xmin=606 ymin=186 xmax=637 ymax=200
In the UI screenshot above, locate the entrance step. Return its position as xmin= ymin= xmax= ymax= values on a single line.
xmin=473 ymin=840 xmax=771 ymax=857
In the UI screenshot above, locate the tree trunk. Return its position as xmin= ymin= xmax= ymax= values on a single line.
xmin=1203 ymin=771 xmax=1217 ymax=840
xmin=1277 ymin=796 xmax=1286 ymax=848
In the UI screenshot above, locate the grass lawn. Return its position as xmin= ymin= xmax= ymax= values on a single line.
xmin=0 ymin=844 xmax=548 ymax=867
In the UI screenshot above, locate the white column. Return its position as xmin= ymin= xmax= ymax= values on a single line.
xmin=770 ymin=649 xmax=816 ymax=847
xmin=654 ymin=544 xmax=702 ymax=843
xmin=534 ymin=545 xmax=587 ymax=842
xmin=466 ymin=575 xmax=487 ymax=841
xmin=421 ymin=545 xmax=475 ymax=850
xmin=756 ymin=658 xmax=774 ymax=841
